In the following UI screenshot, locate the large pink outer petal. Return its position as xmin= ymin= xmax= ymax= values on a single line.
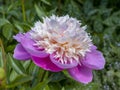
xmin=68 ymin=65 xmax=93 ymax=84
xmin=50 ymin=54 xmax=78 ymax=69
xmin=82 ymin=46 xmax=105 ymax=70
xmin=14 ymin=33 xmax=49 ymax=58
xmin=31 ymin=56 xmax=63 ymax=72
xmin=13 ymin=44 xmax=31 ymax=60
xmin=20 ymin=37 xmax=49 ymax=58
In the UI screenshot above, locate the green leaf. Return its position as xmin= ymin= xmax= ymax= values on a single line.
xmin=83 ymin=0 xmax=94 ymax=15
xmin=93 ymin=18 xmax=103 ymax=33
xmin=8 ymin=54 xmax=26 ymax=74
xmin=43 ymin=85 xmax=50 ymax=90
xmin=103 ymin=11 xmax=120 ymax=26
xmin=32 ymin=80 xmax=49 ymax=90
xmin=49 ymin=83 xmax=62 ymax=90
xmin=6 ymin=75 xmax=33 ymax=88
xmin=63 ymin=80 xmax=101 ymax=90
xmin=14 ymin=22 xmax=24 ymax=32
xmin=34 ymin=4 xmax=46 ymax=19
xmin=6 ymin=45 xmax=15 ymax=52
xmin=9 ymin=70 xmax=18 ymax=82
xmin=41 ymin=0 xmax=51 ymax=6
xmin=2 ymin=24 xmax=13 ymax=40
xmin=23 ymin=60 xmax=31 ymax=70
xmin=115 ymin=71 xmax=120 ymax=78
xmin=0 ymin=19 xmax=10 ymax=27
xmin=31 ymin=66 xmax=40 ymax=87
xmin=111 ymin=44 xmax=120 ymax=54
xmin=19 ymin=87 xmax=32 ymax=90
xmin=49 ymin=72 xmax=66 ymax=82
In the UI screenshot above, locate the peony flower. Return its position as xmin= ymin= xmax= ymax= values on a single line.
xmin=13 ymin=15 xmax=105 ymax=84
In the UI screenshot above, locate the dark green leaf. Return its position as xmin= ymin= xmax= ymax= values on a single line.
xmin=41 ymin=0 xmax=51 ymax=6
xmin=8 ymin=54 xmax=26 ymax=74
xmin=2 ymin=24 xmax=13 ymax=40
xmin=34 ymin=4 xmax=46 ymax=19
xmin=49 ymin=72 xmax=66 ymax=82
xmin=0 ymin=19 xmax=10 ymax=27
xmin=6 ymin=75 xmax=33 ymax=88
xmin=32 ymin=80 xmax=49 ymax=90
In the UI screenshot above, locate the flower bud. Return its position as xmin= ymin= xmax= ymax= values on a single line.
xmin=0 ymin=68 xmax=5 ymax=81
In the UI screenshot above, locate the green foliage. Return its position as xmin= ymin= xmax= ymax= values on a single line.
xmin=0 ymin=0 xmax=120 ymax=90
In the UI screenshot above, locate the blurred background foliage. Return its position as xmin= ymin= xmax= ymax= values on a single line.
xmin=0 ymin=0 xmax=120 ymax=90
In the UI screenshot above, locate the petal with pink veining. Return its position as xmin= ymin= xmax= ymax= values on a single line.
xmin=13 ymin=44 xmax=31 ymax=60
xmin=31 ymin=56 xmax=63 ymax=72
xmin=20 ymin=37 xmax=49 ymax=58
xmin=82 ymin=49 xmax=105 ymax=70
xmin=68 ymin=65 xmax=93 ymax=84
xmin=14 ymin=32 xmax=49 ymax=58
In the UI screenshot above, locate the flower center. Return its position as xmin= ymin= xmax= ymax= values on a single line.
xmin=30 ymin=15 xmax=92 ymax=64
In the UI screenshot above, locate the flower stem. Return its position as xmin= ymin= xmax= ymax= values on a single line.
xmin=0 ymin=39 xmax=6 ymax=71
xmin=21 ymin=0 xmax=26 ymax=22
xmin=0 ymin=39 xmax=7 ymax=90
xmin=58 ymin=0 xmax=61 ymax=15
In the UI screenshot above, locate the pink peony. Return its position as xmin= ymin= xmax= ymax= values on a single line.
xmin=13 ymin=15 xmax=105 ymax=84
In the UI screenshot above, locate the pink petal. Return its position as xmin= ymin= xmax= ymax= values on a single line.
xmin=14 ymin=32 xmax=49 ymax=58
xmin=82 ymin=49 xmax=105 ymax=70
xmin=13 ymin=32 xmax=31 ymax=42
xmin=91 ymin=45 xmax=97 ymax=50
xmin=50 ymin=54 xmax=78 ymax=69
xmin=68 ymin=65 xmax=93 ymax=84
xmin=13 ymin=44 xmax=31 ymax=60
xmin=13 ymin=33 xmax=24 ymax=42
xmin=20 ymin=37 xmax=49 ymax=58
xmin=31 ymin=56 xmax=63 ymax=72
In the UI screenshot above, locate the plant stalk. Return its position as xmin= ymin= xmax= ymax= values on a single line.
xmin=21 ymin=0 xmax=26 ymax=22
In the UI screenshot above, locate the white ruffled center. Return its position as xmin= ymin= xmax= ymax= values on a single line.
xmin=30 ymin=15 xmax=92 ymax=64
